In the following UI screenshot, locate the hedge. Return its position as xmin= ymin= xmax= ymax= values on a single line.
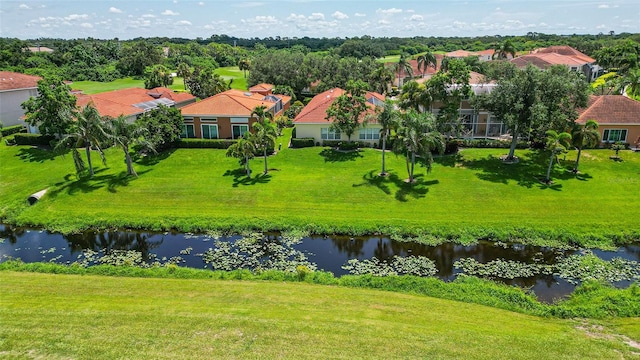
xmin=14 ymin=133 xmax=55 ymax=146
xmin=176 ymin=138 xmax=236 ymax=149
xmin=456 ymin=139 xmax=529 ymax=149
xmin=291 ymin=137 xmax=315 ymax=148
xmin=0 ymin=125 xmax=26 ymax=137
xmin=322 ymin=140 xmax=370 ymax=150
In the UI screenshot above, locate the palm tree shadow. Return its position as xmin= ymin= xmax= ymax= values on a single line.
xmin=319 ymin=148 xmax=363 ymax=162
xmin=136 ymin=148 xmax=175 ymax=166
xmin=434 ymin=153 xmax=462 ymax=168
xmin=353 ymin=169 xmax=437 ymax=202
xmin=15 ymin=147 xmax=59 ymax=163
xmin=223 ymin=168 xmax=272 ymax=187
xmin=48 ymin=168 xmax=144 ymax=197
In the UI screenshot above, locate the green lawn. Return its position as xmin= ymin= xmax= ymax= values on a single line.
xmin=1 ymin=131 xmax=639 ymax=244
xmin=71 ymin=66 xmax=246 ymax=95
xmin=0 ymin=271 xmax=637 ymax=359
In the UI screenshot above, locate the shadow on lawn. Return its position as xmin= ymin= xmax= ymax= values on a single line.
xmin=136 ymin=148 xmax=175 ymax=166
xmin=223 ymin=168 xmax=272 ymax=187
xmin=319 ymin=148 xmax=363 ymax=162
xmin=459 ymin=150 xmax=591 ymax=190
xmin=48 ymin=168 xmax=148 ymax=197
xmin=354 ymin=169 xmax=438 ymax=202
xmin=15 ymin=146 xmax=58 ymax=163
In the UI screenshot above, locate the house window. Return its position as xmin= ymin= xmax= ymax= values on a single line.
xmin=602 ymin=129 xmax=627 ymax=143
xmin=321 ymin=128 xmax=341 ymax=140
xmin=202 ymin=124 xmax=218 ymax=139
xmin=201 ymin=117 xmax=217 ymax=122
xmin=181 ymin=124 xmax=195 ymax=138
xmin=232 ymin=124 xmax=249 ymax=139
xmin=359 ymin=128 xmax=380 ymax=140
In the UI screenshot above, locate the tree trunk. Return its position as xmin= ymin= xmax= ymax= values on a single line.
xmin=405 ymin=153 xmax=411 ymax=182
xmin=573 ymin=147 xmax=582 ymax=173
xmin=85 ymin=145 xmax=94 ymax=177
xmin=124 ymin=146 xmax=137 ymax=177
xmin=507 ymin=124 xmax=519 ymax=160
xmin=263 ymin=146 xmax=268 ymax=174
xmin=410 ymin=152 xmax=416 ymax=183
xmin=381 ymin=135 xmax=387 ymax=175
xmin=245 ymin=156 xmax=251 ymax=178
xmin=546 ymin=152 xmax=555 ymax=183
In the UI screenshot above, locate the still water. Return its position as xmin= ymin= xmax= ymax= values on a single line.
xmin=1 ymin=224 xmax=638 ymax=303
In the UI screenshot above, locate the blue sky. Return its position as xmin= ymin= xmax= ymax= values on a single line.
xmin=1 ymin=0 xmax=638 ymax=40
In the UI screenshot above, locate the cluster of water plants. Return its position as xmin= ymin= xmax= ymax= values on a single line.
xmin=342 ymin=256 xmax=437 ymax=276
xmin=75 ymin=249 xmax=185 ymax=268
xmin=454 ymin=251 xmax=640 ymax=284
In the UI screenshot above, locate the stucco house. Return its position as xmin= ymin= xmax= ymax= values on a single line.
xmin=511 ymin=46 xmax=603 ymax=82
xmin=74 ymin=87 xmax=196 ymax=122
xmin=293 ymin=88 xmax=385 ymax=145
xmin=0 ymin=71 xmax=42 ymax=129
xmin=577 ymin=95 xmax=640 ymax=146
xmin=179 ymin=86 xmax=291 ymax=139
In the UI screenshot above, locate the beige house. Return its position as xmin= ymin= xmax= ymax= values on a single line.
xmin=293 ymin=88 xmax=385 ymax=144
xmin=0 ymin=71 xmax=41 ymax=130
xmin=577 ymin=95 xmax=640 ymax=146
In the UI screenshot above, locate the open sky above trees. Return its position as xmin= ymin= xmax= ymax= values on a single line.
xmin=1 ymin=0 xmax=638 ymax=40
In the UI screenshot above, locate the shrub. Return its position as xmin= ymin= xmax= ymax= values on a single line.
xmin=0 ymin=125 xmax=26 ymax=137
xmin=14 ymin=133 xmax=55 ymax=146
xmin=456 ymin=139 xmax=529 ymax=149
xmin=322 ymin=140 xmax=366 ymax=150
xmin=176 ymin=138 xmax=237 ymax=149
xmin=291 ymin=137 xmax=315 ymax=148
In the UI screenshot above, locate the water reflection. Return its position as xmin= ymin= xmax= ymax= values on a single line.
xmin=1 ymin=224 xmax=637 ymax=304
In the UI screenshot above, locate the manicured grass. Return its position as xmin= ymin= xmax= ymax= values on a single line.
xmin=72 ymin=77 xmax=186 ymax=94
xmin=1 ymin=132 xmax=639 ymax=245
xmin=214 ymin=66 xmax=248 ymax=90
xmin=0 ymin=271 xmax=637 ymax=359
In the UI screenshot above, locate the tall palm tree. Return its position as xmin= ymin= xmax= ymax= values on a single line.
xmin=416 ymin=51 xmax=437 ymax=78
xmin=176 ymin=62 xmax=192 ymax=91
xmin=571 ymin=120 xmax=599 ymax=173
xmin=393 ymin=110 xmax=445 ymax=183
xmin=376 ymin=99 xmax=400 ymax=176
xmin=492 ymin=40 xmax=517 ymax=60
xmin=109 ymin=115 xmax=155 ymax=177
xmin=226 ymin=133 xmax=256 ymax=178
xmin=394 ymin=53 xmax=413 ymax=87
xmin=252 ymin=120 xmax=277 ymax=174
xmin=370 ymin=64 xmax=395 ymax=95
xmin=56 ymin=104 xmax=108 ymax=177
xmin=398 ymin=80 xmax=431 ymax=112
xmin=544 ymin=130 xmax=572 ymax=183
xmin=251 ymin=105 xmax=273 ymax=124
xmin=238 ymin=58 xmax=251 ymax=79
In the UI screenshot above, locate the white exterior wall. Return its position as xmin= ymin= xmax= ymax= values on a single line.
xmin=295 ymin=123 xmax=383 ymax=144
xmin=0 ymin=88 xmax=37 ymax=128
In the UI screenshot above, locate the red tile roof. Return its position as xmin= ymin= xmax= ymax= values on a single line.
xmin=180 ymin=89 xmax=290 ymax=117
xmin=293 ymin=88 xmax=385 ymax=124
xmin=533 ymin=46 xmax=595 ymax=63
xmin=249 ymin=83 xmax=273 ymax=93
xmin=577 ymin=95 xmax=640 ymax=125
xmin=0 ymin=71 xmax=42 ymax=91
xmin=74 ymin=87 xmax=195 ymax=118
xmin=446 ymin=50 xmax=475 ymax=58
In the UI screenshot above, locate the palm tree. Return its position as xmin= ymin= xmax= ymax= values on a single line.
xmin=398 ymin=80 xmax=431 ymax=112
xmin=370 ymin=64 xmax=395 ymax=95
xmin=251 ymin=105 xmax=273 ymax=124
xmin=394 ymin=53 xmax=413 ymax=88
xmin=109 ymin=115 xmax=155 ymax=177
xmin=571 ymin=120 xmax=599 ymax=173
xmin=492 ymin=40 xmax=517 ymax=60
xmin=376 ymin=99 xmax=400 ymax=176
xmin=226 ymin=133 xmax=256 ymax=178
xmin=393 ymin=110 xmax=445 ymax=183
xmin=252 ymin=120 xmax=277 ymax=174
xmin=544 ymin=130 xmax=572 ymax=184
xmin=416 ymin=51 xmax=437 ymax=78
xmin=176 ymin=62 xmax=192 ymax=91
xmin=56 ymin=104 xmax=108 ymax=177
xmin=238 ymin=58 xmax=251 ymax=79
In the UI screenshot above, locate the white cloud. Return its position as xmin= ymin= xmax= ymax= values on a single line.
xmin=308 ymin=13 xmax=325 ymax=21
xmin=596 ymin=24 xmax=607 ymax=29
xmin=176 ymin=20 xmax=192 ymax=26
xmin=80 ymin=22 xmax=93 ymax=28
xmin=332 ymin=11 xmax=348 ymax=20
xmin=64 ymin=14 xmax=89 ymax=21
xmin=234 ymin=2 xmax=265 ymax=8
xmin=378 ymin=19 xmax=391 ymax=25
xmin=598 ymin=4 xmax=609 ymax=8
xmin=161 ymin=10 xmax=179 ymax=16
xmin=242 ymin=15 xmax=279 ymax=27
xmin=142 ymin=14 xmax=155 ymax=18
xmin=287 ymin=13 xmax=306 ymax=22
xmin=354 ymin=13 xmax=366 ymax=17
xmin=19 ymin=4 xmax=31 ymax=10
xmin=377 ymin=8 xmax=403 ymax=15
xmin=410 ymin=15 xmax=423 ymax=21
xmin=109 ymin=7 xmax=123 ymax=14
xmin=198 ymin=2 xmax=204 ymax=5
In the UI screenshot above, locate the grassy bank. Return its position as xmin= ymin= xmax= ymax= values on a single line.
xmin=1 ymin=270 xmax=638 ymax=359
xmin=1 ymin=131 xmax=639 ymax=246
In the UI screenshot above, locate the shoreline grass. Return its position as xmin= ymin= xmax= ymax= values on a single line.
xmin=1 ymin=129 xmax=639 ymax=246
xmin=1 ymin=269 xmax=639 ymax=359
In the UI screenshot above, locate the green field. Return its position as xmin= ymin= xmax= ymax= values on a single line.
xmin=71 ymin=66 xmax=247 ymax=95
xmin=1 ymin=271 xmax=638 ymax=359
xmin=1 ymin=129 xmax=639 ymax=245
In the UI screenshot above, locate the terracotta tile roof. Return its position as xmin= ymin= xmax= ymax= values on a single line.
xmin=446 ymin=50 xmax=475 ymax=58
xmin=249 ymin=83 xmax=273 ymax=92
xmin=74 ymin=87 xmax=195 ymax=118
xmin=27 ymin=46 xmax=54 ymax=53
xmin=180 ymin=89 xmax=288 ymax=117
xmin=577 ymin=95 xmax=640 ymax=125
xmin=476 ymin=49 xmax=495 ymax=56
xmin=0 ymin=71 xmax=42 ymax=91
xmin=533 ymin=46 xmax=595 ymax=63
xmin=293 ymin=88 xmax=385 ymax=124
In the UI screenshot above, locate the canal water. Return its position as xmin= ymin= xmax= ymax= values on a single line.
xmin=1 ymin=224 xmax=638 ymax=303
